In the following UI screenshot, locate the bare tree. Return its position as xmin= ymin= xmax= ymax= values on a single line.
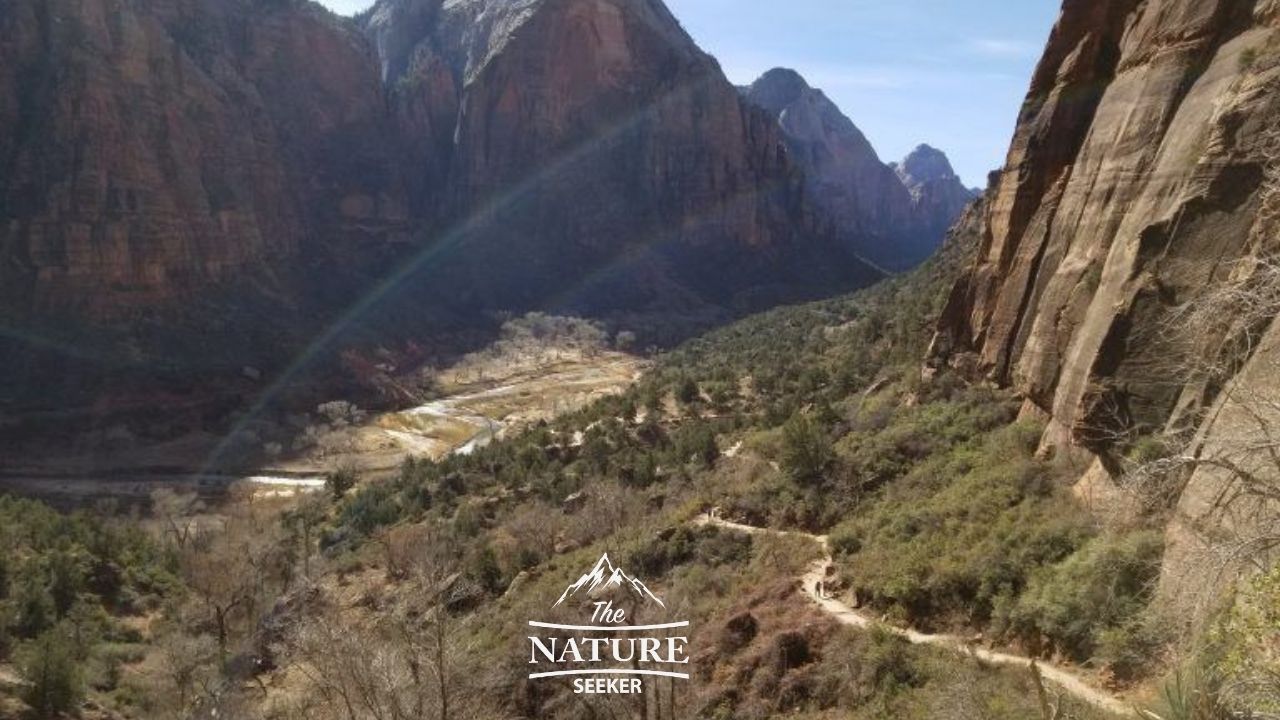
xmin=286 ymin=522 xmax=494 ymax=720
xmin=151 ymin=488 xmax=204 ymax=551
xmin=1119 ymin=127 xmax=1280 ymax=714
xmin=182 ymin=531 xmax=256 ymax=667
xmin=1123 ymin=257 xmax=1280 ymax=591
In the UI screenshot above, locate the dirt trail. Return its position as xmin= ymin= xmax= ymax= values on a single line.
xmin=0 ymin=664 xmax=23 ymax=688
xmin=696 ymin=511 xmax=1132 ymax=716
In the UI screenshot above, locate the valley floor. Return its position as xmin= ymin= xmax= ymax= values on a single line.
xmin=0 ymin=339 xmax=644 ymax=506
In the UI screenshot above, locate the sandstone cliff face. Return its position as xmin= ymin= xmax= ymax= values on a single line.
xmin=0 ymin=0 xmax=405 ymax=320
xmin=930 ymin=0 xmax=1280 ymax=615
xmin=744 ymin=69 xmax=973 ymax=271
xmin=368 ymin=0 xmax=879 ymax=327
xmin=1 ymin=0 xmax=887 ymax=412
xmin=935 ymin=0 xmax=1278 ymax=455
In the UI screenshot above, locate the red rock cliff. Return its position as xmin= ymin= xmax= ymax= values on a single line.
xmin=0 ymin=0 xmax=405 ymax=319
xmin=934 ymin=0 xmax=1279 ymax=463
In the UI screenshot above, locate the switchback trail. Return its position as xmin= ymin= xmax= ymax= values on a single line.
xmin=695 ymin=511 xmax=1132 ymax=715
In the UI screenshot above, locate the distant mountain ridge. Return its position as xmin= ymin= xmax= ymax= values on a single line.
xmin=743 ymin=68 xmax=976 ymax=271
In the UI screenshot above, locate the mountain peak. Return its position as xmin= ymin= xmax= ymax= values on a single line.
xmin=898 ymin=144 xmax=959 ymax=186
xmin=745 ymin=67 xmax=814 ymax=114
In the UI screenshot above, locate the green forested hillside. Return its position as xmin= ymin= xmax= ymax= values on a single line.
xmin=296 ymin=236 xmax=1153 ymax=718
xmin=1 ymin=233 xmax=1265 ymax=719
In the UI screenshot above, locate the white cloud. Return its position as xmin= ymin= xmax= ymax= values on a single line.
xmin=968 ymin=39 xmax=1039 ymax=59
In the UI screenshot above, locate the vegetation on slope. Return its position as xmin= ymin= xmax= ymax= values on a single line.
xmin=4 ymin=232 xmax=1272 ymax=719
xmin=283 ymin=238 xmax=1142 ymax=717
xmin=0 ymin=498 xmax=179 ymax=718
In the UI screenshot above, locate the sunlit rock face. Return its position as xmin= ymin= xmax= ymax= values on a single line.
xmin=927 ymin=0 xmax=1279 ymax=619
xmin=934 ymin=0 xmax=1276 ymax=454
xmin=893 ymin=144 xmax=978 ymax=253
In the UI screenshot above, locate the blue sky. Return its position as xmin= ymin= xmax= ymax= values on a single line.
xmin=316 ymin=0 xmax=1061 ymax=187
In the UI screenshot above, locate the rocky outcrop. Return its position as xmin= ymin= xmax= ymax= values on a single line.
xmin=367 ymin=1 xmax=880 ymax=330
xmin=0 ymin=0 xmax=406 ymax=319
xmin=892 ymin=144 xmax=978 ymax=252
xmin=934 ymin=0 xmax=1278 ymax=456
xmin=743 ymin=69 xmax=973 ymax=270
xmin=929 ymin=0 xmax=1280 ymax=620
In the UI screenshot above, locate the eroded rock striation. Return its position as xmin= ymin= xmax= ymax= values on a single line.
xmin=0 ymin=0 xmax=886 ymax=413
xmin=928 ymin=0 xmax=1280 ymax=615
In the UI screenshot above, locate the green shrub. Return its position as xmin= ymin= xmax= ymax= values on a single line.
xmin=838 ymin=420 xmax=1091 ymax=626
xmin=13 ymin=575 xmax=56 ymax=639
xmin=1096 ymin=616 xmax=1165 ymax=681
xmin=1213 ymin=563 xmax=1280 ymax=714
xmin=629 ymin=526 xmax=752 ymax=578
xmin=338 ymin=483 xmax=401 ymax=537
xmin=19 ymin=629 xmax=85 ymax=719
xmin=675 ymin=376 xmax=700 ymax=405
xmin=326 ymin=464 xmax=359 ymax=500
xmin=781 ymin=413 xmax=834 ymax=485
xmin=1240 ymin=46 xmax=1259 ymax=72
xmin=860 ymin=626 xmax=921 ymax=692
xmin=1009 ymin=530 xmax=1164 ymax=662
xmin=1152 ymin=666 xmax=1230 ymax=720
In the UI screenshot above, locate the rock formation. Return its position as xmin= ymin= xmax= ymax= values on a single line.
xmin=0 ymin=0 xmax=406 ymax=319
xmin=0 ymin=0 xmax=886 ymax=413
xmin=928 ymin=0 xmax=1279 ymax=618
xmin=366 ymin=0 xmax=880 ymax=330
xmin=893 ymin=144 xmax=977 ymax=253
xmin=744 ymin=69 xmax=974 ymax=270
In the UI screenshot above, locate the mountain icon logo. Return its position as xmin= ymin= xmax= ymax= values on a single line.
xmin=554 ymin=553 xmax=666 ymax=609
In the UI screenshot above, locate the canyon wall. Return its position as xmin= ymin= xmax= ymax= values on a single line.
xmin=0 ymin=0 xmax=883 ymax=331
xmin=930 ymin=0 xmax=1280 ymax=618
xmin=935 ymin=0 xmax=1278 ymax=458
xmin=367 ymin=0 xmax=880 ymax=329
xmin=0 ymin=0 xmax=406 ymax=319
xmin=0 ymin=0 xmax=887 ymax=414
xmin=744 ymin=68 xmax=975 ymax=271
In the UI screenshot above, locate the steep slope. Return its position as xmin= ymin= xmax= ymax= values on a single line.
xmin=928 ymin=0 xmax=1279 ymax=620
xmin=367 ymin=0 xmax=881 ymax=333
xmin=933 ymin=0 xmax=1278 ymax=459
xmin=0 ymin=0 xmax=405 ymax=319
xmin=743 ymin=68 xmax=973 ymax=270
xmin=0 ymin=0 xmax=886 ymax=426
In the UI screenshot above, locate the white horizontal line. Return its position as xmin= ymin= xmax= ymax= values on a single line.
xmin=528 ymin=621 xmax=690 ymax=632
xmin=528 ymin=669 xmax=690 ymax=680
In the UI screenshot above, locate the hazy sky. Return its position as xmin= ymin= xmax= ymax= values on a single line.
xmin=316 ymin=0 xmax=1061 ymax=187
